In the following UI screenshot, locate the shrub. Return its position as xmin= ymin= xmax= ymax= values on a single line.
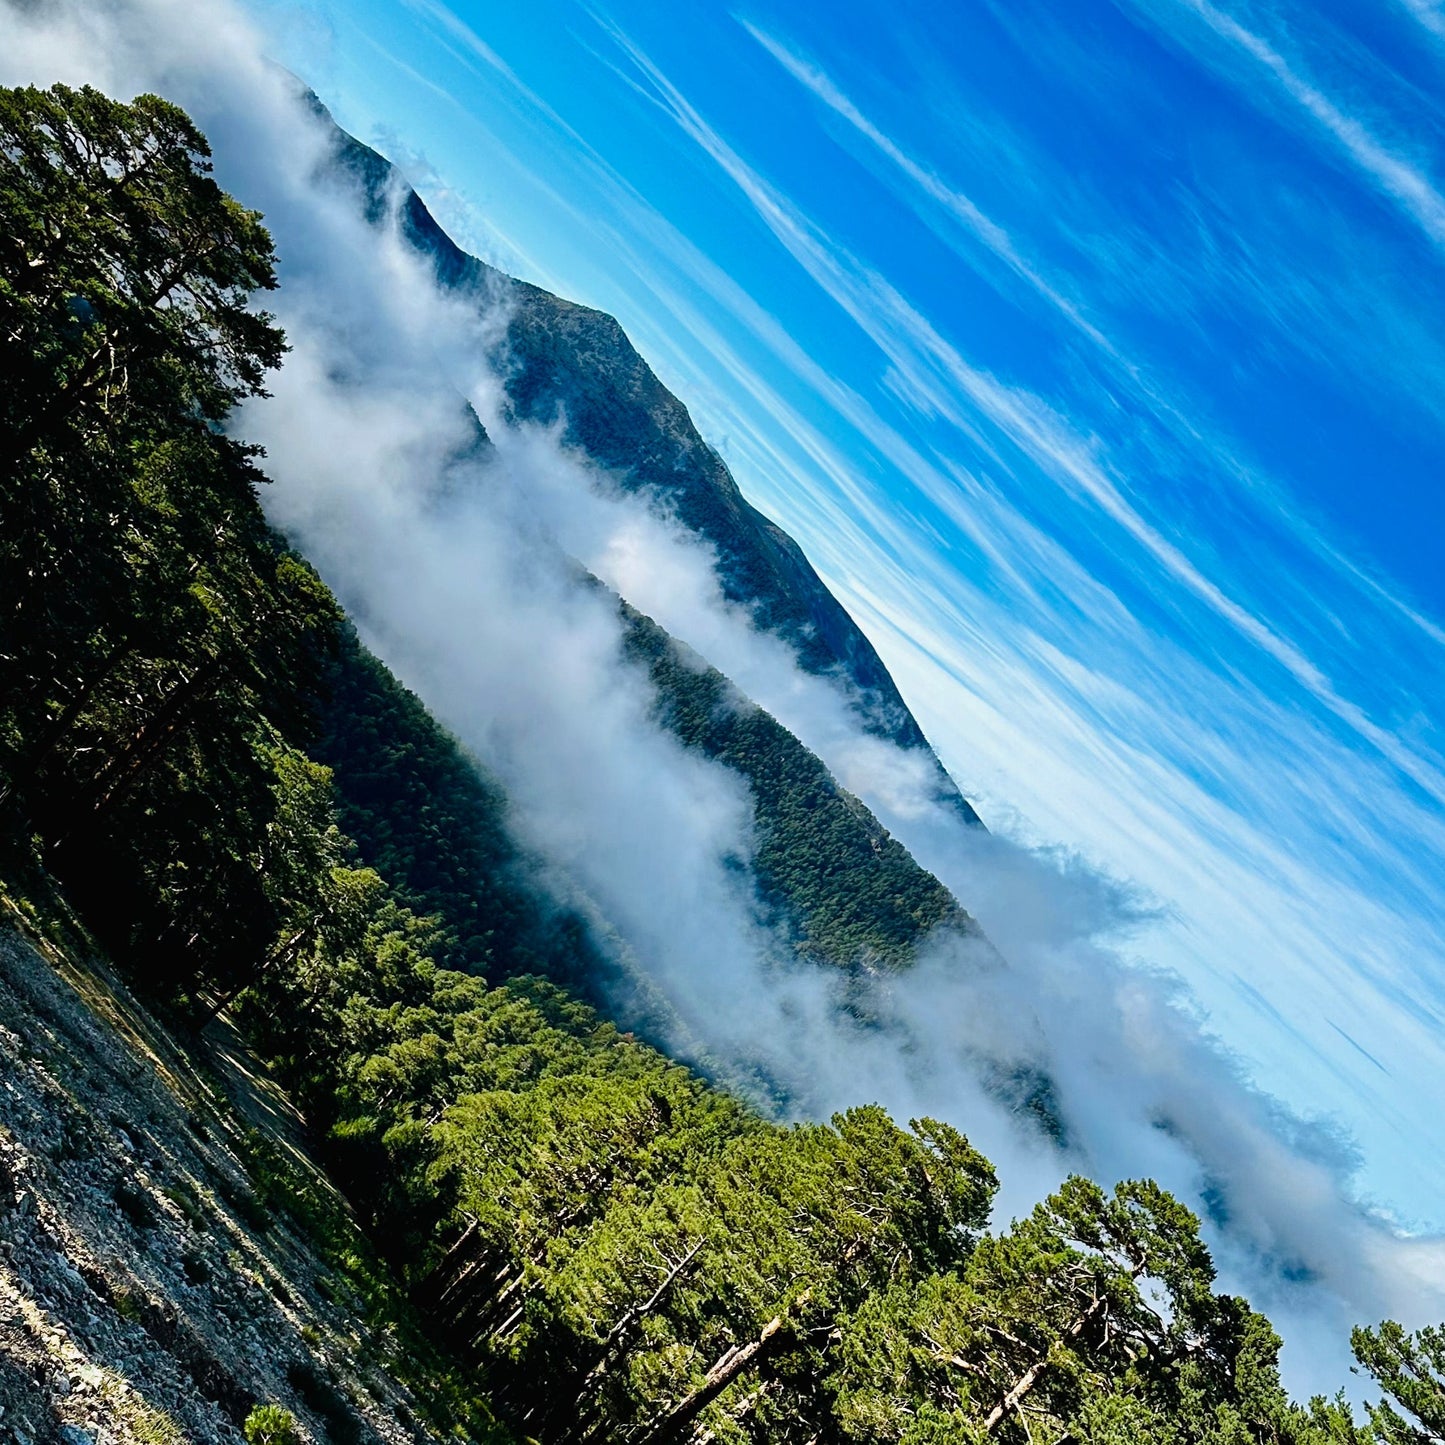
xmin=112 ymin=1287 xmax=144 ymax=1322
xmin=112 ymin=1177 xmax=157 ymax=1229
xmin=162 ymin=1179 xmax=206 ymax=1230
xmin=287 ymin=1360 xmax=363 ymax=1445
xmin=243 ymin=1404 xmax=300 ymax=1445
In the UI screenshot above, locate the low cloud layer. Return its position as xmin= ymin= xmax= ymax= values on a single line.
xmin=5 ymin=0 xmax=1444 ymax=1398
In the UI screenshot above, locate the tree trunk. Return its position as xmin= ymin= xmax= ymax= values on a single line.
xmin=413 ymin=1218 xmax=480 ymax=1311
xmin=633 ymin=1307 xmax=796 ymax=1445
xmin=83 ymin=656 xmax=227 ymax=821
xmin=557 ymin=1240 xmax=707 ymax=1445
xmin=982 ymin=1291 xmax=1108 ymax=1433
xmin=193 ymin=920 xmax=312 ymax=1026
xmin=3 ymin=332 xmax=118 ymax=468
xmin=63 ymin=591 xmax=282 ymax=834
xmin=1 ymin=634 xmax=133 ymax=808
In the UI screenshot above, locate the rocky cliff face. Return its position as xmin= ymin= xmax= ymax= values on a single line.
xmin=321 ymin=110 xmax=981 ymax=826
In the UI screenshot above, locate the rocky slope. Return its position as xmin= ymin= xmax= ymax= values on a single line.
xmin=0 ymin=910 xmax=489 ymax=1445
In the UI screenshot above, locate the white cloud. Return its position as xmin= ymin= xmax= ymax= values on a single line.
xmin=1126 ymin=0 xmax=1445 ymax=246
xmin=742 ymin=20 xmax=1121 ymax=362
xmin=1398 ymin=0 xmax=1445 ymax=43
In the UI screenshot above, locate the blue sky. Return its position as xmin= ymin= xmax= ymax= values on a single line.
xmin=252 ymin=0 xmax=1445 ymax=1225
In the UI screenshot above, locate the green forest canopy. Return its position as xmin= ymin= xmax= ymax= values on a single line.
xmin=2 ymin=80 xmax=1442 ymax=1445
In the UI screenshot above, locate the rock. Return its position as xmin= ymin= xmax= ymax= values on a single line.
xmin=0 ymin=932 xmax=440 ymax=1445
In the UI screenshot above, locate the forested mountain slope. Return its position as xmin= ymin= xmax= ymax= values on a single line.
xmin=618 ymin=603 xmax=973 ymax=970
xmin=319 ymin=102 xmax=981 ymax=826
xmin=315 ymin=602 xmax=976 ymax=997
xmin=307 ymin=95 xmax=986 ymax=983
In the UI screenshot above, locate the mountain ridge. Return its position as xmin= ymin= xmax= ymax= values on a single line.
xmin=317 ymin=104 xmax=983 ymax=828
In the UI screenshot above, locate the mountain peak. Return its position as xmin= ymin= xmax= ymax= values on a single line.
xmin=315 ymin=108 xmax=982 ymax=827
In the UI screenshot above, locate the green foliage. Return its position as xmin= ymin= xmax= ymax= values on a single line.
xmin=0 ymin=81 xmax=339 ymax=999
xmin=0 ymin=80 xmax=505 ymax=1440
xmin=1354 ymin=1320 xmax=1445 ymax=1444
xmin=222 ymin=1119 xmax=504 ymax=1440
xmin=491 ymin=240 xmax=972 ymax=799
xmin=240 ymin=835 xmax=1349 ymax=1444
xmin=0 ymin=83 xmax=282 ymax=432
xmin=112 ymin=1176 xmax=158 ymax=1230
xmin=161 ymin=1178 xmax=206 ymax=1230
xmin=829 ymin=1180 xmax=1323 ymax=1445
xmin=112 ymin=1287 xmax=144 ymax=1322
xmin=243 ymin=1404 xmax=300 ymax=1445
xmin=621 ymin=603 xmax=969 ymax=971
xmin=314 ymin=624 xmax=597 ymax=985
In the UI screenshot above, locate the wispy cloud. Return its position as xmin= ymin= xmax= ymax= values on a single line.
xmin=743 ymin=12 xmax=1445 ymax=663
xmin=1397 ymin=0 xmax=1445 ymax=44
xmin=1131 ymin=0 xmax=1445 ymax=248
xmin=597 ymin=14 xmax=1445 ymax=815
xmin=399 ymin=0 xmax=517 ymax=81
xmin=740 ymin=20 xmax=1120 ymax=360
xmin=400 ymin=0 xmax=623 ymax=183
